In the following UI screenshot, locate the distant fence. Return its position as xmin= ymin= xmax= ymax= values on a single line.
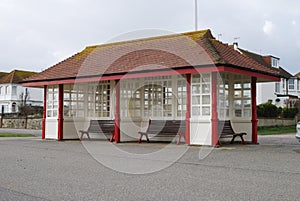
xmin=258 ymin=117 xmax=297 ymax=127
xmin=0 ymin=117 xmax=42 ymax=130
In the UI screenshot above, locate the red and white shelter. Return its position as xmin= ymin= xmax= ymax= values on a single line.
xmin=22 ymin=30 xmax=281 ymax=146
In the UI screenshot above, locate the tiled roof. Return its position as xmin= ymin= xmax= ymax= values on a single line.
xmin=0 ymin=72 xmax=8 ymax=79
xmin=278 ymin=67 xmax=293 ymax=79
xmin=238 ymin=49 xmax=271 ymax=67
xmin=238 ymin=48 xmax=291 ymax=78
xmin=295 ymin=72 xmax=300 ymax=78
xmin=206 ymin=39 xmax=279 ymax=74
xmin=24 ymin=29 xmax=280 ymax=83
xmin=0 ymin=70 xmax=37 ymax=84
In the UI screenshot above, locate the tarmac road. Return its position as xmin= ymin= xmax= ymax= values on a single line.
xmin=0 ymin=133 xmax=299 ymax=201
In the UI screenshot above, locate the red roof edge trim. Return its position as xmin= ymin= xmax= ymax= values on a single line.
xmin=22 ymin=65 xmax=280 ymax=87
xmin=22 ymin=66 xmax=218 ymax=87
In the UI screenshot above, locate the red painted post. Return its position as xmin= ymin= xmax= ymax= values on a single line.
xmin=211 ymin=72 xmax=219 ymax=146
xmin=114 ymin=80 xmax=121 ymax=143
xmin=57 ymin=84 xmax=64 ymax=141
xmin=185 ymin=74 xmax=191 ymax=145
xmin=251 ymin=77 xmax=258 ymax=144
xmin=42 ymin=85 xmax=47 ymax=140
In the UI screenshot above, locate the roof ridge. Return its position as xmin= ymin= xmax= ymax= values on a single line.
xmin=87 ymin=29 xmax=213 ymax=49
xmin=203 ymin=38 xmax=226 ymax=64
xmin=10 ymin=70 xmax=16 ymax=83
xmin=0 ymin=69 xmax=38 ymax=84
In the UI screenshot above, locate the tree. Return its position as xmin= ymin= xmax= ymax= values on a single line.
xmin=18 ymin=88 xmax=31 ymax=129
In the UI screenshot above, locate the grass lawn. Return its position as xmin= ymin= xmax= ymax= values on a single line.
xmin=258 ymin=125 xmax=296 ymax=135
xmin=0 ymin=133 xmax=36 ymax=137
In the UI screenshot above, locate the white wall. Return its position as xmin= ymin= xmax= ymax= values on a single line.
xmin=190 ymin=120 xmax=211 ymax=145
xmin=45 ymin=119 xmax=58 ymax=139
xmin=0 ymin=84 xmax=43 ymax=113
xmin=257 ymin=82 xmax=277 ymax=105
xmin=257 ymin=79 xmax=300 ymax=107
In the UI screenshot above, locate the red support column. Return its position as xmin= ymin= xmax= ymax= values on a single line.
xmin=42 ymin=85 xmax=47 ymax=140
xmin=114 ymin=80 xmax=121 ymax=143
xmin=211 ymin=72 xmax=219 ymax=146
xmin=57 ymin=84 xmax=64 ymax=141
xmin=185 ymin=74 xmax=191 ymax=145
xmin=251 ymin=77 xmax=258 ymax=144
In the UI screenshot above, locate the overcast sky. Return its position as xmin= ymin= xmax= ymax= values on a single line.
xmin=0 ymin=0 xmax=299 ymax=74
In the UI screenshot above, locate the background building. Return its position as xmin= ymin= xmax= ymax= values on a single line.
xmin=0 ymin=70 xmax=43 ymax=114
xmin=234 ymin=44 xmax=298 ymax=107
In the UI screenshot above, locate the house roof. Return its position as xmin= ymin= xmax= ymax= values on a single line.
xmin=0 ymin=72 xmax=8 ymax=79
xmin=295 ymin=72 xmax=300 ymax=78
xmin=23 ymin=29 xmax=281 ymax=84
xmin=238 ymin=48 xmax=292 ymax=79
xmin=0 ymin=70 xmax=37 ymax=84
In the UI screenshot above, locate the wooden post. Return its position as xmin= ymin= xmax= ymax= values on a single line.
xmin=114 ymin=80 xmax=120 ymax=143
xmin=185 ymin=74 xmax=191 ymax=145
xmin=57 ymin=84 xmax=64 ymax=141
xmin=211 ymin=72 xmax=219 ymax=146
xmin=251 ymin=77 xmax=258 ymax=144
xmin=42 ymin=85 xmax=47 ymax=140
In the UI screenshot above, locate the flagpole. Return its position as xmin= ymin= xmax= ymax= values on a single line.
xmin=195 ymin=0 xmax=198 ymax=31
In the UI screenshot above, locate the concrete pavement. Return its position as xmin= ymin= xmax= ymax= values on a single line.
xmin=0 ymin=134 xmax=299 ymax=200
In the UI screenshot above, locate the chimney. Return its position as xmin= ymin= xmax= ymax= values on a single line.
xmin=233 ymin=42 xmax=238 ymax=50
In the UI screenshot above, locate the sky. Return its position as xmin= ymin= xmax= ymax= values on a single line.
xmin=0 ymin=0 xmax=299 ymax=75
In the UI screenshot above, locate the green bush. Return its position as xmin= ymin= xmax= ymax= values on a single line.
xmin=257 ymin=102 xmax=280 ymax=118
xmin=282 ymin=107 xmax=298 ymax=118
xmin=257 ymin=102 xmax=298 ymax=118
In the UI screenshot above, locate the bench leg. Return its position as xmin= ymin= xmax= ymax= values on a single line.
xmin=109 ymin=131 xmax=115 ymax=142
xmin=138 ymin=133 xmax=143 ymax=143
xmin=230 ymin=135 xmax=237 ymax=144
xmin=80 ymin=132 xmax=90 ymax=141
xmin=231 ymin=135 xmax=246 ymax=145
xmin=138 ymin=133 xmax=150 ymax=143
xmin=177 ymin=133 xmax=181 ymax=145
xmin=240 ymin=135 xmax=246 ymax=145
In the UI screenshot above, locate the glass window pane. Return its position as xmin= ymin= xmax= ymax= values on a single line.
xmin=192 ymin=106 xmax=200 ymax=116
xmin=202 ymin=107 xmax=210 ymax=116
xmin=234 ymin=100 xmax=242 ymax=108
xmin=192 ymin=96 xmax=200 ymax=104
xmin=234 ymin=91 xmax=242 ymax=98
xmin=202 ymin=95 xmax=210 ymax=104
xmin=244 ymin=90 xmax=251 ymax=98
xmin=192 ymin=85 xmax=201 ymax=94
xmin=235 ymin=110 xmax=242 ymax=117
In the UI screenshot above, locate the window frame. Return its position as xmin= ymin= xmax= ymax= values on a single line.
xmin=191 ymin=73 xmax=211 ymax=119
xmin=288 ymin=79 xmax=295 ymax=90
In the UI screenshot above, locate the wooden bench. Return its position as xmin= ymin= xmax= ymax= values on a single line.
xmin=79 ymin=120 xmax=115 ymax=141
xmin=138 ymin=120 xmax=186 ymax=145
xmin=218 ymin=120 xmax=247 ymax=145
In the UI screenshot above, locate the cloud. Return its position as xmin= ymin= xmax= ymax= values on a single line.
xmin=263 ymin=20 xmax=274 ymax=35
